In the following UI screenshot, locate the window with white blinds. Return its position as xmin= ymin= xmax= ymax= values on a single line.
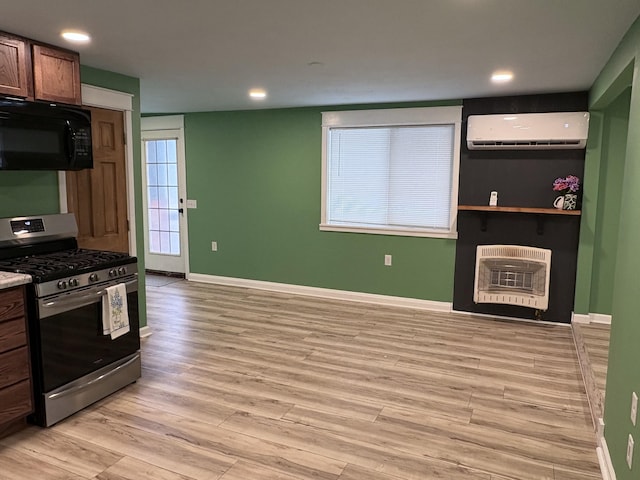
xmin=321 ymin=106 xmax=462 ymax=238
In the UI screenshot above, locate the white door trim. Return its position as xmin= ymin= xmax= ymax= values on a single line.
xmin=58 ymin=84 xmax=137 ymax=256
xmin=141 ymin=115 xmax=190 ymax=276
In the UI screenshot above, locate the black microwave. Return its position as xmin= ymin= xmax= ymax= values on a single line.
xmin=0 ymin=98 xmax=93 ymax=170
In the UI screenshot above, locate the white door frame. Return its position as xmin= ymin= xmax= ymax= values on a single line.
xmin=141 ymin=115 xmax=189 ymax=275
xmin=58 ymin=84 xmax=137 ymax=255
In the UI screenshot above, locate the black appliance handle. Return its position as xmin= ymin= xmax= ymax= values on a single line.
xmin=65 ymin=122 xmax=76 ymax=166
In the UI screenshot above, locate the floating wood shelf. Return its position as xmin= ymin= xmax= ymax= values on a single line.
xmin=458 ymin=205 xmax=581 ymax=216
xmin=458 ymin=205 xmax=581 ymax=234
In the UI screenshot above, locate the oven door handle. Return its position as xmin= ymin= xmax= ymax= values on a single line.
xmin=39 ymin=279 xmax=138 ymax=318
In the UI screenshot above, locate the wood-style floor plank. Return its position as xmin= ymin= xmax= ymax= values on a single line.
xmin=0 ymin=446 xmax=88 ymax=480
xmin=0 ymin=426 xmax=123 ymax=477
xmin=95 ymin=456 xmax=196 ymax=480
xmin=579 ymin=322 xmax=610 ymax=397
xmin=0 ymin=277 xmax=600 ymax=479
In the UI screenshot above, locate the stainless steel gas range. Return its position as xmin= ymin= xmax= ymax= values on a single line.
xmin=0 ymin=213 xmax=141 ymax=426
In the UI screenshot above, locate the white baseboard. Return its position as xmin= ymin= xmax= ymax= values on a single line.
xmin=571 ymin=312 xmax=612 ymax=325
xmin=453 ymin=309 xmax=571 ymax=327
xmin=186 ymin=273 xmax=452 ymax=313
xmin=572 ymin=313 xmax=591 ymax=324
xmin=139 ymin=326 xmax=153 ymax=338
xmin=590 ymin=313 xmax=612 ymax=325
xmin=597 ymin=434 xmax=616 ymax=480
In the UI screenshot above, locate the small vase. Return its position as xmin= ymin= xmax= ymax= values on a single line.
xmin=563 ymin=193 xmax=577 ymax=210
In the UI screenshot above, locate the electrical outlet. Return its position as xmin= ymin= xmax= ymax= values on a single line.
xmin=627 ymin=434 xmax=634 ymax=469
xmin=384 ymin=254 xmax=392 ymax=266
xmin=186 ymin=199 xmax=197 ymax=209
xmin=211 ymin=241 xmax=218 ymax=251
xmin=632 ymin=392 xmax=638 ymax=426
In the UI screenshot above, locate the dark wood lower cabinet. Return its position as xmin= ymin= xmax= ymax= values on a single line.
xmin=0 ymin=286 xmax=33 ymax=435
xmin=0 ymin=380 xmax=32 ymax=426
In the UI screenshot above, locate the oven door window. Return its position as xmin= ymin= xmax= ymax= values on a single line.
xmin=37 ymin=290 xmax=140 ymax=392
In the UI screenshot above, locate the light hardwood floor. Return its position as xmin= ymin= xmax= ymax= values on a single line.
xmin=579 ymin=323 xmax=610 ymax=400
xmin=572 ymin=321 xmax=610 ymax=425
xmin=0 ymin=278 xmax=600 ymax=480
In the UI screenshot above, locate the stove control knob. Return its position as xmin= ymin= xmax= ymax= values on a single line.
xmin=118 ymin=267 xmax=127 ymax=275
xmin=109 ymin=269 xmax=117 ymax=277
xmin=89 ymin=273 xmax=99 ymax=283
xmin=57 ymin=280 xmax=67 ymax=290
xmin=69 ymin=278 xmax=79 ymax=287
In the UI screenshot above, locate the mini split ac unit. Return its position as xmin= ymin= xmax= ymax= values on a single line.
xmin=466 ymin=112 xmax=590 ymax=150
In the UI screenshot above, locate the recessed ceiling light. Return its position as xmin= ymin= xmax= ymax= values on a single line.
xmin=491 ymin=71 xmax=514 ymax=83
xmin=249 ymin=88 xmax=267 ymax=100
xmin=61 ymin=30 xmax=91 ymax=43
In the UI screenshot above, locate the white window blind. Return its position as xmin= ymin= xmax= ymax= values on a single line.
xmin=321 ymin=106 xmax=462 ymax=238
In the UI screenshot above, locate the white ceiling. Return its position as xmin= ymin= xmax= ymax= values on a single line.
xmin=2 ymin=1 xmax=639 ymax=113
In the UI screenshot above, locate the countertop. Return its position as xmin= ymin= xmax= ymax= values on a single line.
xmin=0 ymin=272 xmax=32 ymax=289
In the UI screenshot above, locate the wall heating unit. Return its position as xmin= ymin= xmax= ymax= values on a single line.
xmin=474 ymin=244 xmax=552 ymax=310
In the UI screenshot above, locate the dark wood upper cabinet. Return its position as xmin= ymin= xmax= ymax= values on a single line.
xmin=0 ymin=31 xmax=81 ymax=106
xmin=32 ymin=44 xmax=81 ymax=105
xmin=0 ymin=34 xmax=30 ymax=98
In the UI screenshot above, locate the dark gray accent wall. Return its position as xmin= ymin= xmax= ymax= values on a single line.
xmin=454 ymin=92 xmax=588 ymax=323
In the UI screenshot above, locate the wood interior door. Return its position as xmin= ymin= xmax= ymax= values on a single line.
xmin=66 ymin=107 xmax=129 ymax=253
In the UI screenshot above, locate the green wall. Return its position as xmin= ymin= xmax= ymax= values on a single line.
xmin=575 ymin=89 xmax=631 ymax=316
xmin=184 ymin=102 xmax=459 ymax=302
xmin=587 ymin=14 xmax=640 ymax=479
xmin=80 ymin=65 xmax=146 ymax=328
xmin=0 ymin=171 xmax=59 ymax=217
xmin=589 ymin=89 xmax=630 ymax=314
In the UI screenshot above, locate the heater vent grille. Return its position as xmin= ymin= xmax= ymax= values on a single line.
xmin=474 ymin=245 xmax=552 ymax=310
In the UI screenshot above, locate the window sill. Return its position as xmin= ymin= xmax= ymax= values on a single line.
xmin=319 ymin=224 xmax=458 ymax=239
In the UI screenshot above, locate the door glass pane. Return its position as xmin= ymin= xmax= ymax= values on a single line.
xmin=158 ymin=186 xmax=169 ymax=209
xmin=167 ymin=140 xmax=177 ymax=163
xmin=168 ymin=186 xmax=179 ymax=209
xmin=150 ymin=231 xmax=160 ymax=252
xmin=169 ymin=209 xmax=179 ymax=232
xmin=145 ymin=139 xmax=181 ymax=256
xmin=149 ymin=209 xmax=160 ymax=230
xmin=170 ymin=232 xmax=180 ymax=255
xmin=156 ymin=140 xmax=167 ymax=163
xmin=147 ymin=164 xmax=158 ymax=186
xmin=167 ymin=163 xmax=178 ymax=186
xmin=159 ymin=209 xmax=169 ymax=231
xmin=157 ymin=163 xmax=168 ymax=186
xmin=160 ymin=231 xmax=170 ymax=253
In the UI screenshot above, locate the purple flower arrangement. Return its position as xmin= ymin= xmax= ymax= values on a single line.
xmin=553 ymin=175 xmax=580 ymax=194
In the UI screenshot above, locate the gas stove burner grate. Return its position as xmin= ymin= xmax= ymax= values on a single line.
xmin=0 ymin=248 xmax=135 ymax=283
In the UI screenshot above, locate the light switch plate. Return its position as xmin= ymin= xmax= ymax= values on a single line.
xmin=186 ymin=199 xmax=197 ymax=208
xmin=384 ymin=254 xmax=392 ymax=266
xmin=627 ymin=434 xmax=634 ymax=469
xmin=632 ymin=392 xmax=638 ymax=426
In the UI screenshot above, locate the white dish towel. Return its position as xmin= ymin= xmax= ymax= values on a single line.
xmin=102 ymin=283 xmax=130 ymax=339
